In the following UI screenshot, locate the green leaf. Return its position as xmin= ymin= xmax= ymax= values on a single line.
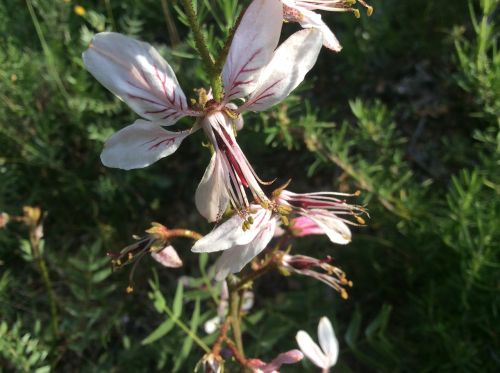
xmin=173 ymin=298 xmax=201 ymax=372
xmin=141 ymin=318 xmax=176 ymax=345
xmin=173 ymin=281 xmax=184 ymax=318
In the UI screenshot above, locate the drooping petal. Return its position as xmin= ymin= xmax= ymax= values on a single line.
xmin=308 ymin=213 xmax=352 ymax=244
xmin=318 ymin=316 xmax=339 ymax=366
xmin=213 ymin=217 xmax=276 ymax=281
xmin=195 ymin=153 xmax=230 ymax=222
xmin=83 ymin=32 xmax=197 ymax=124
xmin=222 ymin=0 xmax=283 ymax=101
xmin=241 ymin=29 xmax=322 ymax=112
xmin=100 ymin=119 xmax=190 ymax=170
xmin=191 ymin=206 xmax=270 ymax=253
xmin=258 ymin=349 xmax=304 ymax=373
xmin=296 ymin=330 xmax=329 ymax=369
xmin=288 ymin=4 xmax=342 ymax=52
xmin=151 ymin=245 xmax=183 ymax=268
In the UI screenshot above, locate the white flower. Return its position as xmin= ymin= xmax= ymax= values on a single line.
xmin=192 ymin=205 xmax=278 ymax=281
xmin=296 ymin=316 xmax=339 ymax=372
xmin=282 ymin=0 xmax=373 ymax=52
xmin=83 ymin=0 xmax=323 ymax=222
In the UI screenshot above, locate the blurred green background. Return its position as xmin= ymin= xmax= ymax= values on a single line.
xmin=0 ymin=0 xmax=498 ymax=371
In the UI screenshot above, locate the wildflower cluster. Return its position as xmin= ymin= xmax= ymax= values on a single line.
xmin=83 ymin=0 xmax=371 ymax=371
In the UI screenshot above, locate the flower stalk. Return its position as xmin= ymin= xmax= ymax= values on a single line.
xmin=180 ymin=0 xmax=223 ymax=100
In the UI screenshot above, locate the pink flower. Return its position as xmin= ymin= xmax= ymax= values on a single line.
xmin=278 ymin=189 xmax=366 ymax=244
xmin=83 ymin=0 xmax=323 ymax=222
xmin=282 ymin=0 xmax=373 ymax=51
xmin=151 ymin=245 xmax=183 ymax=268
xmin=192 ymin=205 xmax=278 ymax=280
xmin=296 ymin=316 xmax=339 ymax=372
xmin=280 ymin=253 xmax=352 ymax=298
xmin=247 ymin=349 xmax=304 ymax=373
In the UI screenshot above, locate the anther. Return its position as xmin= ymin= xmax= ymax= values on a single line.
xmin=126 ymin=286 xmax=134 ymax=294
xmin=340 ymin=289 xmax=349 ymax=300
xmin=356 ymin=216 xmax=366 ymax=225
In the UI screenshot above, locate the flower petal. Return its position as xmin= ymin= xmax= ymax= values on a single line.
xmin=222 ymin=0 xmax=282 ymax=101
xmin=260 ymin=349 xmax=304 ymax=373
xmin=100 ymin=119 xmax=190 ymax=169
xmin=213 ymin=218 xmax=276 ymax=281
xmin=295 ymin=6 xmax=342 ymax=52
xmin=191 ymin=206 xmax=270 ymax=253
xmin=195 ymin=153 xmax=230 ymax=222
xmin=318 ymin=317 xmax=339 ymax=367
xmin=83 ymin=32 xmax=196 ymax=124
xmin=296 ymin=330 xmax=328 ymax=369
xmin=151 ymin=245 xmax=183 ymax=268
xmin=308 ymin=212 xmax=352 ymax=244
xmin=242 ymin=29 xmax=322 ymax=112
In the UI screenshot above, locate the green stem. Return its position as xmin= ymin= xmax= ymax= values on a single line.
xmin=162 ymin=304 xmax=210 ymax=353
xmin=30 ymin=238 xmax=59 ymax=338
xmin=25 ymin=0 xmax=70 ymax=105
xmin=180 ymin=0 xmax=223 ymax=101
xmin=228 ymin=279 xmax=245 ymax=358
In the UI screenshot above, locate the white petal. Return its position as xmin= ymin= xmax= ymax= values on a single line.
xmin=296 ymin=7 xmax=342 ymax=52
xmin=213 ymin=218 xmax=276 ymax=281
xmin=203 ymin=316 xmax=221 ymax=334
xmin=191 ymin=206 xmax=270 ymax=254
xmin=309 ymin=213 xmax=352 ymax=244
xmin=195 ymin=153 xmax=230 ymax=222
xmin=222 ymin=0 xmax=282 ymax=101
xmin=100 ymin=119 xmax=189 ymax=170
xmin=151 ymin=245 xmax=183 ymax=268
xmin=83 ymin=32 xmax=195 ymax=123
xmin=242 ymin=29 xmax=322 ymax=112
xmin=296 ymin=331 xmax=329 ymax=369
xmin=318 ymin=317 xmax=339 ymax=366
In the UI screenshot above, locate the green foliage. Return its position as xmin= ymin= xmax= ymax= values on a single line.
xmin=0 ymin=321 xmax=50 ymax=372
xmin=0 ymin=0 xmax=499 ymax=372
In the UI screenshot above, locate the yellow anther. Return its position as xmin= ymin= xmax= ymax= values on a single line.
xmin=128 ymin=252 xmax=133 ymax=260
xmin=354 ymin=190 xmax=361 ymax=196
xmin=366 ymin=6 xmax=373 ymax=16
xmin=348 ymin=280 xmax=353 ymax=287
xmin=356 ymin=216 xmax=366 ymax=225
xmin=278 ymin=205 xmax=292 ymax=215
xmin=116 ymin=259 xmax=122 ymax=266
xmin=242 ymin=221 xmax=251 ymax=231
xmin=126 ymin=286 xmax=134 ymax=294
xmin=340 ymin=289 xmax=349 ymax=300
xmin=353 ymin=9 xmax=360 ymax=18
xmin=280 ymin=215 xmax=289 ymax=226
xmin=247 ymin=216 xmax=254 ymax=224
xmin=74 ymin=5 xmax=86 ymax=16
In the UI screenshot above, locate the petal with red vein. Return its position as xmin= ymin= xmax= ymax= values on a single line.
xmin=222 ymin=0 xmax=282 ymax=102
xmin=100 ymin=119 xmax=190 ymax=170
xmin=83 ymin=32 xmax=196 ymax=124
xmin=242 ymin=29 xmax=322 ymax=112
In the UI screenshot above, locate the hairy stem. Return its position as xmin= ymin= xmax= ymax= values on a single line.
xmin=180 ymin=0 xmax=223 ymax=100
